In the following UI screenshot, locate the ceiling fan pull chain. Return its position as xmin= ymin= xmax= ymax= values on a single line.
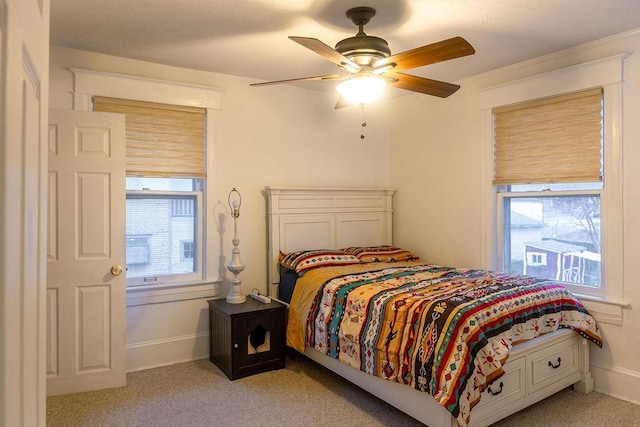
xmin=360 ymin=106 xmax=367 ymax=139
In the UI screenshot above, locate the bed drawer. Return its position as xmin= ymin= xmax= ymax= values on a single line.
xmin=470 ymin=355 xmax=526 ymax=424
xmin=527 ymin=335 xmax=580 ymax=394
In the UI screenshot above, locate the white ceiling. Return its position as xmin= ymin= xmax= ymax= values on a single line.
xmin=50 ymin=0 xmax=640 ymax=90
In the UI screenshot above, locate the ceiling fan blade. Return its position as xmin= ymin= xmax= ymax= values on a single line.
xmin=334 ymin=96 xmax=353 ymax=109
xmin=250 ymin=74 xmax=346 ymax=87
xmin=385 ymin=72 xmax=460 ymax=98
xmin=289 ymin=36 xmax=360 ymax=72
xmin=374 ymin=36 xmax=475 ymax=72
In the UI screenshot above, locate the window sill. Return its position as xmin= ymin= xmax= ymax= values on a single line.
xmin=573 ymin=293 xmax=631 ymax=326
xmin=126 ymin=279 xmax=221 ymax=307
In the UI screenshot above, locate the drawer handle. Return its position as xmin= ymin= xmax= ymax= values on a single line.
xmin=548 ymin=357 xmax=562 ymax=369
xmin=487 ymin=381 xmax=503 ymax=396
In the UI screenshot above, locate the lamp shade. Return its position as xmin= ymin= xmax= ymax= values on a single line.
xmin=337 ymin=75 xmax=386 ymax=105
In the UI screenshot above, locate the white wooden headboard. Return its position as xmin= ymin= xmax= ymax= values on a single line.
xmin=265 ymin=186 xmax=396 ymax=298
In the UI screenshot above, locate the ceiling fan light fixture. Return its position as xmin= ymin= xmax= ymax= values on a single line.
xmin=252 ymin=7 xmax=475 ymax=103
xmin=336 ymin=74 xmax=386 ymax=105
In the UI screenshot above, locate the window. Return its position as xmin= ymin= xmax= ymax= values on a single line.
xmin=181 ymin=241 xmax=195 ymax=261
xmin=125 ymin=178 xmax=203 ymax=285
xmin=94 ymin=97 xmax=207 ymax=287
xmin=481 ymin=56 xmax=625 ymax=308
xmin=527 ymin=252 xmax=547 ymax=267
xmin=126 ymin=235 xmax=151 ymax=265
xmin=499 ymin=189 xmax=601 ymax=289
xmin=484 ymin=62 xmax=629 ymax=307
xmin=494 ymin=89 xmax=605 ymax=296
xmin=72 ymin=68 xmax=222 ymax=304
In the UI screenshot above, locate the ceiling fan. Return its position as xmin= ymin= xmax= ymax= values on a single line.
xmin=251 ymin=6 xmax=475 ymax=106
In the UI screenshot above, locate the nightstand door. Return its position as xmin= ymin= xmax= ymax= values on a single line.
xmin=232 ymin=307 xmax=285 ymax=379
xmin=209 ymin=306 xmax=233 ymax=379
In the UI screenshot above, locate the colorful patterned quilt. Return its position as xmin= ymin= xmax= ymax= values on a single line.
xmin=286 ymin=261 xmax=602 ymax=427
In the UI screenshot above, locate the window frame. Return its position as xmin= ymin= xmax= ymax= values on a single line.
xmin=479 ymin=54 xmax=626 ymax=306
xmin=71 ymin=68 xmax=223 ymax=305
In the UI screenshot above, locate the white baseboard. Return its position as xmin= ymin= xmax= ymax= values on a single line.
xmin=126 ymin=331 xmax=210 ymax=372
xmin=592 ymin=363 xmax=640 ymax=405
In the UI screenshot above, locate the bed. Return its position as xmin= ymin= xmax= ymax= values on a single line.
xmin=265 ymin=186 xmax=601 ymax=427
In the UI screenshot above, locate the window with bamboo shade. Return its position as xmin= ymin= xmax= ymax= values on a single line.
xmin=93 ymin=96 xmax=206 ymax=286
xmin=483 ymin=55 xmax=625 ymax=301
xmin=93 ymin=96 xmax=206 ymax=178
xmin=493 ymin=88 xmax=603 ymax=186
xmin=494 ymin=87 xmax=608 ymax=294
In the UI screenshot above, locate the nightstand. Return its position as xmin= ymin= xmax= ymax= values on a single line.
xmin=208 ymin=297 xmax=286 ymax=380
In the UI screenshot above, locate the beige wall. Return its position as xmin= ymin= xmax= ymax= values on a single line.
xmin=50 ymin=47 xmax=390 ymax=290
xmin=49 ymin=45 xmax=392 ymax=370
xmin=389 ymin=29 xmax=640 ymax=403
xmin=49 ymin=28 xmax=640 ymax=400
xmin=50 ymin=45 xmax=392 ymax=296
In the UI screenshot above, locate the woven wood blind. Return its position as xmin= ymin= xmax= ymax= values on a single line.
xmin=93 ymin=96 xmax=206 ymax=178
xmin=493 ymin=88 xmax=603 ymax=185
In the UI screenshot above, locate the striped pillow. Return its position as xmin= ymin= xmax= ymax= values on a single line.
xmin=342 ymin=246 xmax=420 ymax=263
xmin=278 ymin=250 xmax=360 ymax=276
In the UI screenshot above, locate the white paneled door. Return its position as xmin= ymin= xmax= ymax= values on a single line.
xmin=47 ymin=109 xmax=127 ymax=396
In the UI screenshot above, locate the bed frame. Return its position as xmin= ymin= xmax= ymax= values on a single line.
xmin=265 ymin=186 xmax=595 ymax=427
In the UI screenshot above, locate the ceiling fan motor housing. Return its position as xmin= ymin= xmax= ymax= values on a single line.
xmin=335 ymin=35 xmax=390 ymax=65
xmin=336 ymin=7 xmax=390 ymax=66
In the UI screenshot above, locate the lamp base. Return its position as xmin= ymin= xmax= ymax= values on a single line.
xmin=226 ymin=293 xmax=246 ymax=304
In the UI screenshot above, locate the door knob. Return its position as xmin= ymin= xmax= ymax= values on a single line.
xmin=111 ymin=265 xmax=123 ymax=276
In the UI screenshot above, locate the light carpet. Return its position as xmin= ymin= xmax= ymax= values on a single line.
xmin=47 ymin=350 xmax=640 ymax=426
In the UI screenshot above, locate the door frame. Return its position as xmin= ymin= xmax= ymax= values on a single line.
xmin=0 ymin=0 xmax=50 ymax=425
